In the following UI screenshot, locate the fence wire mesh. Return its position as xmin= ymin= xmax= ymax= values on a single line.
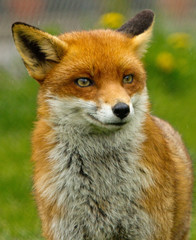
xmin=0 ymin=0 xmax=196 ymax=73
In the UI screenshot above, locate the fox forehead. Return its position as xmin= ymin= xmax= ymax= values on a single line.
xmin=60 ymin=30 xmax=133 ymax=54
xmin=58 ymin=29 xmax=140 ymax=71
xmin=44 ymin=30 xmax=146 ymax=87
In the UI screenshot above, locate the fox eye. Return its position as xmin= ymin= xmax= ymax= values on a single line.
xmin=123 ymin=74 xmax=133 ymax=84
xmin=75 ymin=78 xmax=93 ymax=87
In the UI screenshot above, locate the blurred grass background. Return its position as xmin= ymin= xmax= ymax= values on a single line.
xmin=0 ymin=0 xmax=196 ymax=239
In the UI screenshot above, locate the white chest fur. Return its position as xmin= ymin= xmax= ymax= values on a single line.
xmin=39 ymin=126 xmax=154 ymax=240
xmin=38 ymin=91 xmax=154 ymax=239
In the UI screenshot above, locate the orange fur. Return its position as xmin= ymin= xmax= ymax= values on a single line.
xmin=138 ymin=115 xmax=193 ymax=239
xmin=12 ymin=10 xmax=193 ymax=240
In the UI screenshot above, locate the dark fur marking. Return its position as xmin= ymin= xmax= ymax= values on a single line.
xmin=79 ymin=166 xmax=89 ymax=178
xmin=97 ymin=206 xmax=107 ymax=218
xmin=66 ymin=146 xmax=76 ymax=168
xmin=129 ymin=200 xmax=142 ymax=209
xmin=78 ymin=153 xmax=93 ymax=182
xmin=91 ymin=199 xmax=107 ymax=218
xmin=117 ymin=9 xmax=154 ymax=36
xmin=67 ymin=153 xmax=73 ymax=168
xmin=113 ymin=222 xmax=129 ymax=240
xmin=18 ymin=31 xmax=46 ymax=62
xmin=138 ymin=167 xmax=146 ymax=174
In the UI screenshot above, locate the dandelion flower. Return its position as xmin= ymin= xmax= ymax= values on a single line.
xmin=167 ymin=33 xmax=191 ymax=49
xmin=156 ymin=52 xmax=175 ymax=73
xmin=99 ymin=12 xmax=125 ymax=29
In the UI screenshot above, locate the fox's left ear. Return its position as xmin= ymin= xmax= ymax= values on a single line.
xmin=117 ymin=9 xmax=154 ymax=58
xmin=12 ymin=22 xmax=67 ymax=81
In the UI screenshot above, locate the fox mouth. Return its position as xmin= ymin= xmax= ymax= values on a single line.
xmin=86 ymin=113 xmax=128 ymax=127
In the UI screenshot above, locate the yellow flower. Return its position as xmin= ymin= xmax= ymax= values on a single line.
xmin=99 ymin=12 xmax=125 ymax=29
xmin=167 ymin=33 xmax=191 ymax=49
xmin=156 ymin=52 xmax=175 ymax=73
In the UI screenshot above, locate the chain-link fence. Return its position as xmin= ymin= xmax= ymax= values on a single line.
xmin=0 ymin=0 xmax=196 ymax=73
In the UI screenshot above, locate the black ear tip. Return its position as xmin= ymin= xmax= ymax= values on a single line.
xmin=12 ymin=22 xmax=25 ymax=30
xmin=136 ymin=9 xmax=154 ymax=21
xmin=12 ymin=22 xmax=19 ymax=31
xmin=139 ymin=9 xmax=154 ymax=16
xmin=117 ymin=9 xmax=154 ymax=36
xmin=11 ymin=22 xmax=40 ymax=32
xmin=12 ymin=22 xmax=16 ymax=29
xmin=12 ymin=22 xmax=29 ymax=39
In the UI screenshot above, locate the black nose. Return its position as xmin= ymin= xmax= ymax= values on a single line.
xmin=112 ymin=102 xmax=130 ymax=120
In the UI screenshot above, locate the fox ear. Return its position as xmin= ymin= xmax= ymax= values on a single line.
xmin=12 ymin=22 xmax=67 ymax=81
xmin=117 ymin=10 xmax=154 ymax=57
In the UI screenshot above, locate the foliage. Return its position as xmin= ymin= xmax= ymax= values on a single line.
xmin=145 ymin=29 xmax=196 ymax=240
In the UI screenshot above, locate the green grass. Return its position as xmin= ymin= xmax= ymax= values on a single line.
xmin=0 ymin=73 xmax=43 ymax=239
xmin=0 ymin=29 xmax=195 ymax=239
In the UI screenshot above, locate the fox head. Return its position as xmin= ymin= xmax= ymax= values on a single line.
xmin=12 ymin=10 xmax=154 ymax=133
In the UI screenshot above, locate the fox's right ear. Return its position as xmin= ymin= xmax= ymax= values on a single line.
xmin=12 ymin=23 xmax=67 ymax=82
xmin=117 ymin=10 xmax=154 ymax=58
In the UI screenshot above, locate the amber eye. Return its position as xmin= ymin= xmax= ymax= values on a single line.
xmin=75 ymin=78 xmax=93 ymax=87
xmin=123 ymin=74 xmax=133 ymax=84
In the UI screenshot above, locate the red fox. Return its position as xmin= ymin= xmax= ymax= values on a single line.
xmin=12 ymin=10 xmax=193 ymax=240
